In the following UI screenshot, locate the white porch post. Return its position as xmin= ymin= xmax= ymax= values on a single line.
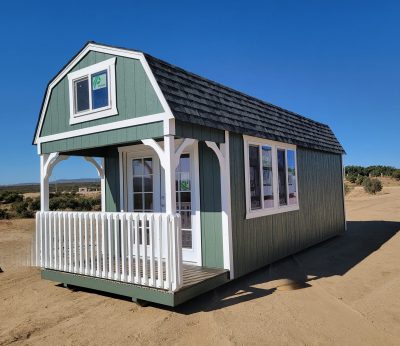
xmin=163 ymin=135 xmax=176 ymax=214
xmin=206 ymin=131 xmax=234 ymax=278
xmin=40 ymin=154 xmax=50 ymax=211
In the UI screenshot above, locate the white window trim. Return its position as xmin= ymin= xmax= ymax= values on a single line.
xmin=243 ymin=135 xmax=299 ymax=219
xmin=67 ymin=57 xmax=118 ymax=124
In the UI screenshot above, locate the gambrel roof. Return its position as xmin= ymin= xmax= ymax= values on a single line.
xmin=145 ymin=54 xmax=344 ymax=154
xmin=35 ymin=42 xmax=344 ymax=154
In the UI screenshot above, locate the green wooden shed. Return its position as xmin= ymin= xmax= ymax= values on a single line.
xmin=33 ymin=42 xmax=346 ymax=306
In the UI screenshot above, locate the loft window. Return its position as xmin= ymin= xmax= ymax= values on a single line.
xmin=244 ymin=135 xmax=299 ymax=219
xmin=68 ymin=58 xmax=117 ymax=124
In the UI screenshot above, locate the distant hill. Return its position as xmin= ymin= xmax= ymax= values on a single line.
xmin=0 ymin=179 xmax=100 ymax=193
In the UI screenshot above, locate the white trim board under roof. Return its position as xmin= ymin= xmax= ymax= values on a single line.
xmin=33 ymin=42 xmax=174 ymax=145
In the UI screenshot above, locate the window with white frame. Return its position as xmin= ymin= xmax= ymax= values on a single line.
xmin=244 ymin=136 xmax=299 ymax=218
xmin=67 ymin=58 xmax=117 ymax=124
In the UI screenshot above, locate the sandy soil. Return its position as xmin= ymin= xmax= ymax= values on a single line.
xmin=1 ymin=188 xmax=399 ymax=345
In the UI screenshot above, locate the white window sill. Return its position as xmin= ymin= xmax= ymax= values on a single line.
xmin=245 ymin=204 xmax=299 ymax=219
xmin=69 ymin=107 xmax=118 ymax=125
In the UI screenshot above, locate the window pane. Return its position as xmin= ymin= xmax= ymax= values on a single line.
xmin=91 ymin=70 xmax=109 ymax=109
xmin=249 ymin=145 xmax=261 ymax=210
xmin=143 ymin=158 xmax=153 ymax=175
xmin=133 ymin=177 xmax=142 ymax=193
xmin=74 ymin=78 xmax=89 ymax=113
xmin=182 ymin=230 xmax=192 ymax=249
xmin=287 ymin=150 xmax=297 ymax=205
xmin=277 ymin=149 xmax=287 ymax=206
xmin=144 ymin=193 xmax=153 ymax=211
xmin=179 ymin=154 xmax=190 ymax=172
xmin=180 ymin=211 xmax=192 ymax=229
xmin=262 ymin=146 xmax=274 ymax=208
xmin=133 ymin=193 xmax=143 ymax=211
xmin=132 ymin=159 xmax=143 ymax=176
xmin=143 ymin=177 xmax=153 ymax=192
xmin=179 ymin=172 xmax=191 ymax=191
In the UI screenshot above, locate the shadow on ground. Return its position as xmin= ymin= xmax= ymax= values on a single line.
xmin=171 ymin=220 xmax=400 ymax=314
xmin=53 ymin=221 xmax=400 ymax=313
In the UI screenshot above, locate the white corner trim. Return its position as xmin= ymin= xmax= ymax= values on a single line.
xmin=37 ymin=112 xmax=167 ymax=144
xmin=34 ymin=42 xmax=174 ymax=145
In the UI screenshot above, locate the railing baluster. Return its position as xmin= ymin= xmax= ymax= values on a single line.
xmin=36 ymin=212 xmax=40 ymax=266
xmin=58 ymin=212 xmax=62 ymax=270
xmin=73 ymin=213 xmax=78 ymax=273
xmin=84 ymin=213 xmax=89 ymax=275
xmin=90 ymin=213 xmax=94 ymax=276
xmin=157 ymin=214 xmax=163 ymax=289
xmin=68 ymin=213 xmax=72 ymax=272
xmin=95 ymin=214 xmax=100 ymax=276
xmin=127 ymin=214 xmax=133 ymax=283
xmin=120 ymin=214 xmax=126 ymax=282
xmin=63 ymin=212 xmax=67 ymax=271
xmin=53 ymin=212 xmax=57 ymax=269
xmin=142 ymin=214 xmax=148 ymax=285
xmin=107 ymin=214 xmax=113 ymax=279
xmin=101 ymin=213 xmax=106 ymax=278
xmin=134 ymin=215 xmax=140 ymax=285
xmin=114 ymin=214 xmax=120 ymax=281
xmin=165 ymin=215 xmax=171 ymax=290
xmin=149 ymin=215 xmax=155 ymax=287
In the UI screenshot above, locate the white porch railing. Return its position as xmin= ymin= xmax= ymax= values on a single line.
xmin=35 ymin=211 xmax=183 ymax=291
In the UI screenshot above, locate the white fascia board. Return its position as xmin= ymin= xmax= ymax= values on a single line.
xmin=37 ymin=112 xmax=167 ymax=144
xmin=34 ymin=43 xmax=174 ymax=145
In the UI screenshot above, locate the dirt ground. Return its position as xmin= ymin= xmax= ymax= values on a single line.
xmin=1 ymin=188 xmax=399 ymax=345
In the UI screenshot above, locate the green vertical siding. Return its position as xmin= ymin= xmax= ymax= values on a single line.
xmin=198 ymin=142 xmax=224 ymax=269
xmin=41 ymin=122 xmax=163 ymax=154
xmin=104 ymin=147 xmax=120 ymax=212
xmin=175 ymin=120 xmax=225 ymax=143
xmin=229 ymin=133 xmax=345 ymax=278
xmin=40 ymin=50 xmax=164 ymax=138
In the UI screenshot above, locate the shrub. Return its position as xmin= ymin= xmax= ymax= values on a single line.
xmin=344 ymin=183 xmax=351 ymax=195
xmin=29 ymin=197 xmax=41 ymax=211
xmin=0 ymin=209 xmax=9 ymax=219
xmin=0 ymin=191 xmax=23 ymax=204
xmin=392 ymin=170 xmax=400 ymax=181
xmin=355 ymin=175 xmax=365 ymax=186
xmin=363 ymin=177 xmax=383 ymax=195
xmin=346 ymin=174 xmax=357 ymax=184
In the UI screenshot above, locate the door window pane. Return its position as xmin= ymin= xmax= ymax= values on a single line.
xmin=277 ymin=149 xmax=287 ymax=206
xmin=91 ymin=70 xmax=109 ymax=109
xmin=131 ymin=158 xmax=153 ymax=212
xmin=176 ymin=154 xmax=192 ymax=249
xmin=74 ymin=78 xmax=89 ymax=113
xmin=249 ymin=145 xmax=261 ymax=210
xmin=287 ymin=150 xmax=297 ymax=205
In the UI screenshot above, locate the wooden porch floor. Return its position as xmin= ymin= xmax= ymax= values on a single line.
xmin=181 ymin=264 xmax=228 ymax=290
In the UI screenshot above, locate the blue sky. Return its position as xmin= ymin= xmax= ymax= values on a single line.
xmin=0 ymin=1 xmax=399 ymax=184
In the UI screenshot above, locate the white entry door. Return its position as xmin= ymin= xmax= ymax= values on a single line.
xmin=125 ymin=144 xmax=200 ymax=264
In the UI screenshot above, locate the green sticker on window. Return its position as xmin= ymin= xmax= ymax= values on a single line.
xmin=92 ymin=73 xmax=107 ymax=90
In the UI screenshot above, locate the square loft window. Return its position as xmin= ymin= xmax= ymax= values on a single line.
xmin=68 ymin=57 xmax=117 ymax=124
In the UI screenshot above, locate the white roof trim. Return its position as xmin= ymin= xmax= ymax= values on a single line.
xmin=34 ymin=43 xmax=174 ymax=144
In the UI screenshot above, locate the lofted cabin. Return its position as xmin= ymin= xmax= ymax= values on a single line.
xmin=33 ymin=42 xmax=346 ymax=306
